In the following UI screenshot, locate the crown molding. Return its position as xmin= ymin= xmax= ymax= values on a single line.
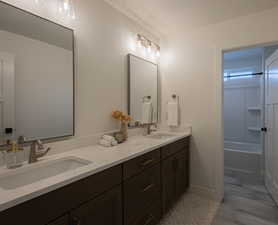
xmin=104 ymin=0 xmax=164 ymax=41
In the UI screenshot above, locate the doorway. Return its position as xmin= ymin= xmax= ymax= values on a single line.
xmin=212 ymin=44 xmax=278 ymax=225
xmin=223 ymin=47 xmax=265 ymax=185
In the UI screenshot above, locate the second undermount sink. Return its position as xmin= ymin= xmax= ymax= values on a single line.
xmin=0 ymin=156 xmax=91 ymax=190
xmin=147 ymin=132 xmax=177 ymax=140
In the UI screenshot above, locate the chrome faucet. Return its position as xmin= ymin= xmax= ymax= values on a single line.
xmin=142 ymin=123 xmax=157 ymax=135
xmin=29 ymin=140 xmax=51 ymax=164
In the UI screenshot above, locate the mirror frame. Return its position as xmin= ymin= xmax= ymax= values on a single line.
xmin=127 ymin=54 xmax=159 ymax=126
xmin=0 ymin=0 xmax=75 ymax=143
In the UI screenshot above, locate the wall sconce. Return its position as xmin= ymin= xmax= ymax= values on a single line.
xmin=137 ymin=34 xmax=160 ymax=57
xmin=58 ymin=0 xmax=76 ymax=20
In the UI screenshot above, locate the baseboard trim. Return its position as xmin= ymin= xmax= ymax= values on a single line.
xmin=224 ymin=166 xmax=252 ymax=174
xmin=189 ymin=185 xmax=222 ymax=202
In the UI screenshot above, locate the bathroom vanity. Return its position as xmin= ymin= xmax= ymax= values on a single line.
xmin=0 ymin=2 xmax=191 ymax=225
xmin=0 ymin=134 xmax=190 ymax=225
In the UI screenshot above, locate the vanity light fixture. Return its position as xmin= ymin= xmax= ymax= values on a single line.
xmin=58 ymin=0 xmax=76 ymax=20
xmin=137 ymin=34 xmax=160 ymax=57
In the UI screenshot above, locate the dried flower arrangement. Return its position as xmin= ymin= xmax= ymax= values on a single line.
xmin=111 ymin=111 xmax=132 ymax=142
xmin=111 ymin=111 xmax=132 ymax=122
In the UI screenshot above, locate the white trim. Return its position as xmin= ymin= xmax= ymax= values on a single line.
xmin=266 ymin=48 xmax=278 ymax=66
xmin=103 ymin=0 xmax=163 ymax=40
xmin=189 ymin=185 xmax=222 ymax=202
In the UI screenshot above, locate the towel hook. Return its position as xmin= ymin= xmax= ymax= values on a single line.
xmin=142 ymin=95 xmax=151 ymax=103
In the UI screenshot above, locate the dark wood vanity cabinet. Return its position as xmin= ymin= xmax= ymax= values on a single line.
xmin=70 ymin=186 xmax=122 ymax=225
xmin=162 ymin=149 xmax=189 ymax=213
xmin=0 ymin=137 xmax=190 ymax=225
xmin=123 ymin=164 xmax=161 ymax=225
xmin=48 ymin=215 xmax=69 ymax=225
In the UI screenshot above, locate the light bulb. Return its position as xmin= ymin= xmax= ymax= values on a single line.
xmin=147 ymin=45 xmax=151 ymax=54
xmin=137 ymin=40 xmax=142 ymax=48
xmin=142 ymin=46 xmax=147 ymax=56
xmin=156 ymin=50 xmax=160 ymax=57
xmin=64 ymin=0 xmax=69 ymax=11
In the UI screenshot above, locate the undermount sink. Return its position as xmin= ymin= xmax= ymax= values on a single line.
xmin=0 ymin=156 xmax=91 ymax=190
xmin=147 ymin=132 xmax=176 ymax=139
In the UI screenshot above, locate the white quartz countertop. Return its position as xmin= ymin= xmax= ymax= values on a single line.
xmin=0 ymin=130 xmax=191 ymax=212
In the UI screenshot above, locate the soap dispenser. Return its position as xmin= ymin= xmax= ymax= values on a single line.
xmin=5 ymin=139 xmax=24 ymax=169
xmin=5 ymin=140 xmax=17 ymax=169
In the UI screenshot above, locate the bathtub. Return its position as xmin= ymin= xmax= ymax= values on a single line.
xmin=224 ymin=141 xmax=262 ymax=154
xmin=224 ymin=141 xmax=263 ymax=184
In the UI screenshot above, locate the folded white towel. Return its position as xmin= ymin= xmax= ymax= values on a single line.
xmin=111 ymin=140 xmax=118 ymax=146
xmin=167 ymin=102 xmax=179 ymax=127
xmin=102 ymin=135 xmax=115 ymax=142
xmin=141 ymin=102 xmax=153 ymax=124
xmin=99 ymin=139 xmax=112 ymax=147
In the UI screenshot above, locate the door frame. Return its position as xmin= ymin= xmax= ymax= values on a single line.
xmin=217 ymin=41 xmax=278 ymax=199
xmin=264 ymin=49 xmax=278 ymax=204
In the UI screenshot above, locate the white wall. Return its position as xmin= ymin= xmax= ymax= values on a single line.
xmin=0 ymin=0 xmax=159 ymax=167
xmin=160 ymin=7 xmax=278 ymax=200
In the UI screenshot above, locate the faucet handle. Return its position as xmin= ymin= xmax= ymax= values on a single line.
xmin=17 ymin=135 xmax=26 ymax=144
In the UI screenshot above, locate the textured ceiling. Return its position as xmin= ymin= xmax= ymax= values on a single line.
xmin=105 ymin=0 xmax=278 ymax=37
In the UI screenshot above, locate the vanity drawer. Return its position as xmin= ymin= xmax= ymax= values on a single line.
xmin=47 ymin=215 xmax=69 ymax=225
xmin=161 ymin=137 xmax=189 ymax=159
xmin=130 ymin=201 xmax=161 ymax=225
xmin=0 ymin=165 xmax=122 ymax=225
xmin=123 ymin=149 xmax=160 ymax=180
xmin=124 ymin=164 xmax=161 ymax=225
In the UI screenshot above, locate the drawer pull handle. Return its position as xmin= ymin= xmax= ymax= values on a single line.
xmin=141 ymin=183 xmax=155 ymax=192
xmin=140 ymin=158 xmax=155 ymax=167
xmin=144 ymin=214 xmax=155 ymax=225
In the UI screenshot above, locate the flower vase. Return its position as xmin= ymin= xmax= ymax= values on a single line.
xmin=120 ymin=121 xmax=128 ymax=141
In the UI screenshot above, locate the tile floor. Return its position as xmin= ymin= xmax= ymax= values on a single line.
xmin=159 ymin=193 xmax=219 ymax=225
xmin=212 ymin=174 xmax=278 ymax=225
xmin=160 ymin=173 xmax=278 ymax=225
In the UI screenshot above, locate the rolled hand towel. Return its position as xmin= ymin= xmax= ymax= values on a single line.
xmin=102 ymin=135 xmax=115 ymax=142
xmin=142 ymin=102 xmax=153 ymax=124
xmin=99 ymin=139 xmax=112 ymax=147
xmin=167 ymin=102 xmax=179 ymax=127
xmin=111 ymin=140 xmax=118 ymax=146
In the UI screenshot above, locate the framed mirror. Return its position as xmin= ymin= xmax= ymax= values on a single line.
xmin=0 ymin=1 xmax=74 ymax=143
xmin=128 ymin=54 xmax=158 ymax=125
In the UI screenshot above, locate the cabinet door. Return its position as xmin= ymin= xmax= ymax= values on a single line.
xmin=162 ymin=150 xmax=189 ymax=214
xmin=71 ymin=186 xmax=122 ymax=225
xmin=162 ymin=155 xmax=177 ymax=213
xmin=48 ymin=215 xmax=69 ymax=225
xmin=175 ymin=150 xmax=189 ymax=199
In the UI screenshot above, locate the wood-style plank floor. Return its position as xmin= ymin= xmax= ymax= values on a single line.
xmin=212 ymin=174 xmax=278 ymax=225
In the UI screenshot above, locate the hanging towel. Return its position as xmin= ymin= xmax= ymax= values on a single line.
xmin=141 ymin=102 xmax=153 ymax=124
xmin=167 ymin=102 xmax=179 ymax=127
